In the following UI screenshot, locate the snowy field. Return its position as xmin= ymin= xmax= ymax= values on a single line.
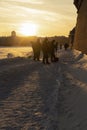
xmin=0 ymin=46 xmax=33 ymax=59
xmin=0 ymin=48 xmax=87 ymax=130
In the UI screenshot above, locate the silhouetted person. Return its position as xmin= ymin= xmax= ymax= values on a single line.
xmin=31 ymin=41 xmax=36 ymax=60
xmin=64 ymin=43 xmax=69 ymax=50
xmin=35 ymin=38 xmax=41 ymax=61
xmin=31 ymin=39 xmax=41 ymax=61
xmin=50 ymin=40 xmax=56 ymax=62
xmin=55 ymin=42 xmax=58 ymax=52
xmin=60 ymin=44 xmax=62 ymax=49
xmin=42 ymin=38 xmax=50 ymax=64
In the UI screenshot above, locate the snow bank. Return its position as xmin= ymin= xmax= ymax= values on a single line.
xmin=58 ymin=49 xmax=87 ymax=130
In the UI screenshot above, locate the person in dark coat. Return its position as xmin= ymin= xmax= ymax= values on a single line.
xmin=31 ymin=38 xmax=41 ymax=61
xmin=64 ymin=43 xmax=69 ymax=50
xmin=42 ymin=38 xmax=50 ymax=64
xmin=31 ymin=41 xmax=37 ymax=60
xmin=50 ymin=40 xmax=56 ymax=62
xmin=35 ymin=38 xmax=41 ymax=61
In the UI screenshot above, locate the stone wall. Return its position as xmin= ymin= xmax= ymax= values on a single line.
xmin=73 ymin=0 xmax=87 ymax=54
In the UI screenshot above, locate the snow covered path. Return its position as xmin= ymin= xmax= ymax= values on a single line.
xmin=0 ymin=57 xmax=60 ymax=130
xmin=0 ymin=49 xmax=87 ymax=130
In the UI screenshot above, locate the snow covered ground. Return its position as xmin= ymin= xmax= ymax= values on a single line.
xmin=0 ymin=47 xmax=32 ymax=59
xmin=58 ymin=49 xmax=87 ymax=130
xmin=0 ymin=48 xmax=87 ymax=130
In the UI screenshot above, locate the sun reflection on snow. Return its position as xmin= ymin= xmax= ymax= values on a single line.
xmin=0 ymin=47 xmax=33 ymax=59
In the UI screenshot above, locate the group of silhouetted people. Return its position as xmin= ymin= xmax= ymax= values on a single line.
xmin=31 ymin=38 xmax=59 ymax=64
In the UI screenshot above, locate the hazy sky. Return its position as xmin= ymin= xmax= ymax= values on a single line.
xmin=0 ymin=0 xmax=77 ymax=37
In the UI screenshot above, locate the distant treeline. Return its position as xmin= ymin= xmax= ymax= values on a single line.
xmin=0 ymin=35 xmax=69 ymax=46
xmin=0 ymin=36 xmax=37 ymax=46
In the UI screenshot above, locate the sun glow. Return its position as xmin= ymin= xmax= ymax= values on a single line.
xmin=20 ymin=23 xmax=38 ymax=36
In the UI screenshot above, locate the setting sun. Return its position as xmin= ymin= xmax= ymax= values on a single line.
xmin=20 ymin=23 xmax=38 ymax=36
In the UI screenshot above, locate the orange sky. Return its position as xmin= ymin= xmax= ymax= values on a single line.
xmin=0 ymin=0 xmax=77 ymax=37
